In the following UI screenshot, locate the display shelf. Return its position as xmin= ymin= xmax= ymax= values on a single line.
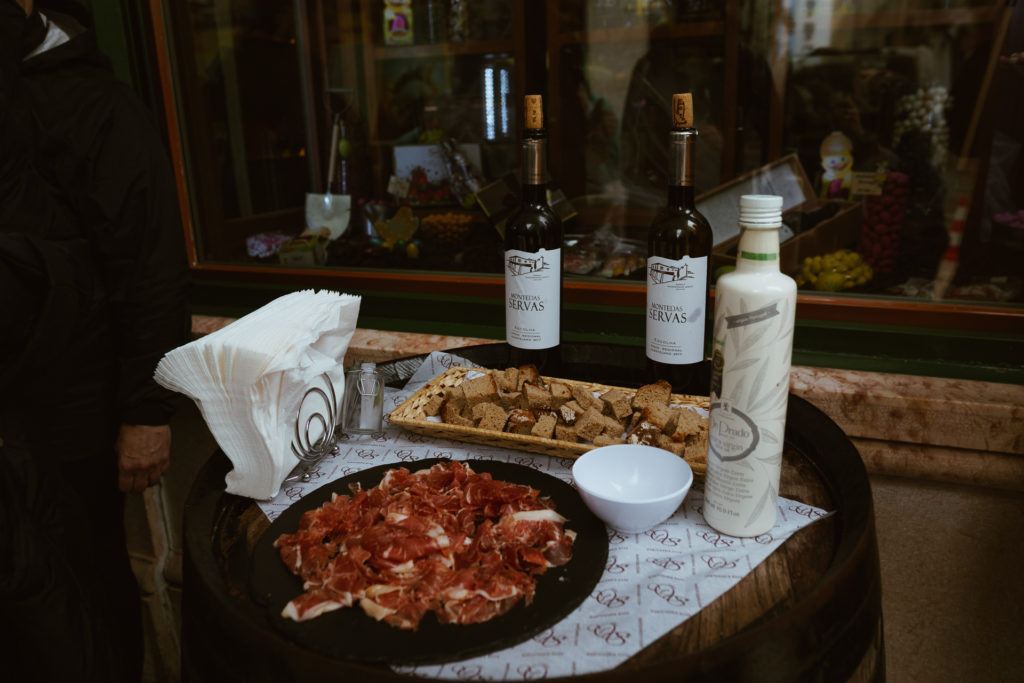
xmin=372 ymin=39 xmax=515 ymax=60
xmin=831 ymin=5 xmax=1002 ymax=31
xmin=556 ymin=20 xmax=723 ymax=46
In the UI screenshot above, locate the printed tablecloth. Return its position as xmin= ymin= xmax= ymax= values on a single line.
xmin=257 ymin=352 xmax=829 ymax=680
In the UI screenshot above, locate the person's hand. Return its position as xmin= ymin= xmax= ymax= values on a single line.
xmin=116 ymin=424 xmax=171 ymax=493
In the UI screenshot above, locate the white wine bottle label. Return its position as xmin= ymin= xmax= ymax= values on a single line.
xmin=505 ymin=248 xmax=561 ymax=349
xmin=646 ymin=255 xmax=708 ymax=364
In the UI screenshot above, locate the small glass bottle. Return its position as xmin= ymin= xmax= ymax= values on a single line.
xmin=343 ymin=362 xmax=384 ymax=436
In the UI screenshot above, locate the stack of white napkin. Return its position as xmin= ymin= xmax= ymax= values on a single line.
xmin=155 ymin=290 xmax=361 ymax=499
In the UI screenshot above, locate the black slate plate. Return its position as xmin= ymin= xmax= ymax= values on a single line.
xmin=249 ymin=458 xmax=608 ymax=665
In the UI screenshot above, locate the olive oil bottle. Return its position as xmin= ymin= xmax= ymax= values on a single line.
xmin=505 ymin=95 xmax=563 ymax=371
xmin=704 ymin=194 xmax=797 ymax=537
xmin=646 ymin=93 xmax=714 ymax=393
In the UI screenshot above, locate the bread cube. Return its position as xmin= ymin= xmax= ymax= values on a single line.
xmin=627 ymin=421 xmax=662 ymax=446
xmin=601 ymin=389 xmax=633 ymax=421
xmin=443 ymin=386 xmax=467 ymax=411
xmin=600 ymin=413 xmax=625 ymax=437
xmin=423 ymin=393 xmax=445 ymax=417
xmin=555 ymin=424 xmax=579 ymax=442
xmin=530 ymin=413 xmax=558 ymax=439
xmin=462 ymin=374 xmax=500 ymax=407
xmin=506 ymin=408 xmax=537 ymax=435
xmin=671 ymin=408 xmax=706 ymax=442
xmin=574 ymin=407 xmax=608 ymax=442
xmin=471 ymin=402 xmax=508 ymax=432
xmin=549 ymin=382 xmax=573 ymax=407
xmin=517 ymin=364 xmax=540 ymax=391
xmin=501 ymin=367 xmax=520 ymax=392
xmin=570 ymin=384 xmax=604 ymax=412
xmin=631 ymin=380 xmax=672 ymax=411
xmin=498 ymin=391 xmax=522 ymax=410
xmin=523 ymin=382 xmax=554 ymax=411
xmin=684 ymin=429 xmax=709 ymax=463
xmin=441 ymin=399 xmax=471 ymax=426
xmin=558 ymin=401 xmax=580 ymax=425
xmin=641 ymin=404 xmax=675 ymax=433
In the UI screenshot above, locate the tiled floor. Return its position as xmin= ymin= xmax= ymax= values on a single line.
xmin=871 ymin=475 xmax=1024 ymax=682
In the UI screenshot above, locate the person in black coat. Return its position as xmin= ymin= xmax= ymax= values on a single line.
xmin=0 ymin=233 xmax=126 ymax=682
xmin=1 ymin=0 xmax=190 ymax=679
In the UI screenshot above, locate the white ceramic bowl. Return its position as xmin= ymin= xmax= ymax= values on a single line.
xmin=572 ymin=444 xmax=693 ymax=533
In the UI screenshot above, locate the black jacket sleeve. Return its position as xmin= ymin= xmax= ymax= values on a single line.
xmin=78 ymin=84 xmax=191 ymax=425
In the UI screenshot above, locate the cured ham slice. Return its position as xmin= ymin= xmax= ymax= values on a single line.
xmin=274 ymin=461 xmax=574 ymax=629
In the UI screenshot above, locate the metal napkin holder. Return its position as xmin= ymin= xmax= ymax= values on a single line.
xmin=285 ymin=372 xmax=341 ymax=483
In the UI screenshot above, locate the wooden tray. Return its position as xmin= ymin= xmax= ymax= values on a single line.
xmin=388 ymin=366 xmax=710 ymax=474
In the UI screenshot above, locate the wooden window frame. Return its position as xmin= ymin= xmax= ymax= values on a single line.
xmin=148 ymin=0 xmax=1024 ymax=335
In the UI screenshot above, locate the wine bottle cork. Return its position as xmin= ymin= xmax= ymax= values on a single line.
xmin=672 ymin=92 xmax=693 ymax=129
xmin=524 ymin=95 xmax=544 ymax=130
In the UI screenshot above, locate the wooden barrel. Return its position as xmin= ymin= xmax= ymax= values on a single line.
xmin=182 ymin=343 xmax=883 ymax=682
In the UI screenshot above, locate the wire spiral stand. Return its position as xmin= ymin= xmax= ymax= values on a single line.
xmin=285 ymin=372 xmax=342 ymax=483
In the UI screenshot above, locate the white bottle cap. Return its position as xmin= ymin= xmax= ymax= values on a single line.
xmin=739 ymin=194 xmax=783 ymax=229
xmin=360 ymin=362 xmax=376 ymax=372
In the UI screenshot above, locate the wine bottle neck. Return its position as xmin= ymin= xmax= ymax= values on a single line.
xmin=666 ymin=185 xmax=695 ymax=209
xmin=522 ymin=133 xmax=547 ymax=188
xmin=521 ymin=182 xmax=548 ymax=204
xmin=669 ymin=128 xmax=696 ymax=187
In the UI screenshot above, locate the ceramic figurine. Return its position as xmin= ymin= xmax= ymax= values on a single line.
xmin=819 ymin=131 xmax=853 ymax=199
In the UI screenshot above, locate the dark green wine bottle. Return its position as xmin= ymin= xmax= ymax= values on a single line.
xmin=505 ymin=95 xmax=563 ymax=372
xmin=646 ymin=93 xmax=713 ymax=394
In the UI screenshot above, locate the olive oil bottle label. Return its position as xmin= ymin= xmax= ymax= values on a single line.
xmin=505 ymin=248 xmax=561 ymax=349
xmin=646 ymin=255 xmax=707 ymax=364
xmin=705 ymin=293 xmax=793 ymax=536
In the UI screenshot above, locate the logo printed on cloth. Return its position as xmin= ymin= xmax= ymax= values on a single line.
xmin=533 ymin=629 xmax=569 ymax=648
xmin=589 ymin=623 xmax=630 ymax=646
xmin=789 ymin=504 xmax=825 ymax=520
xmin=701 ymin=555 xmax=738 ymax=570
xmin=592 ymin=588 xmax=629 ymax=609
xmin=514 ymin=456 xmax=543 ymax=470
xmin=648 ymin=556 xmax=685 ymax=572
xmin=450 ymin=665 xmax=486 ymax=681
xmin=648 ymin=583 xmax=689 ymax=607
xmin=645 ymin=529 xmax=681 ymax=547
xmin=605 ymin=555 xmax=629 ymax=574
xmin=516 ymin=663 xmax=549 ymax=680
xmin=697 ymin=530 xmax=734 ymax=548
xmin=607 ymin=529 xmax=628 ymax=545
